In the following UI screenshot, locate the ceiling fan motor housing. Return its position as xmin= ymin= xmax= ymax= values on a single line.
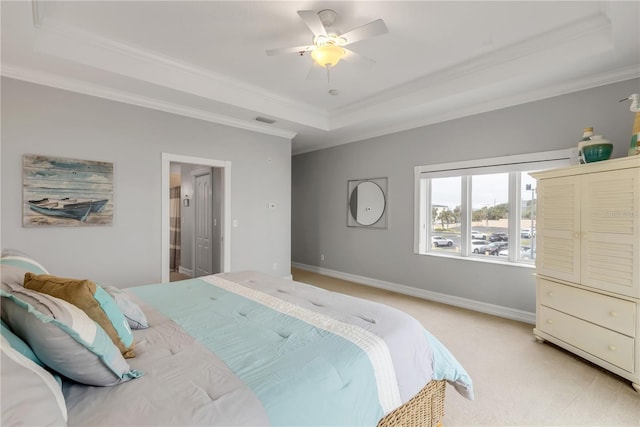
xmin=318 ymin=9 xmax=337 ymax=28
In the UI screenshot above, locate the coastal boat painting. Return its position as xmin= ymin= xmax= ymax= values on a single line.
xmin=23 ymin=155 xmax=113 ymax=227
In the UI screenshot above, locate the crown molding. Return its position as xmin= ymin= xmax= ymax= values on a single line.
xmin=293 ymin=65 xmax=640 ymax=155
xmin=31 ymin=14 xmax=329 ymax=130
xmin=328 ymin=12 xmax=614 ymax=129
xmin=16 ymin=1 xmax=640 ymax=155
xmin=1 ymin=64 xmax=297 ymax=140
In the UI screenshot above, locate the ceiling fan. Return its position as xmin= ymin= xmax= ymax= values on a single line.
xmin=266 ymin=9 xmax=388 ymax=78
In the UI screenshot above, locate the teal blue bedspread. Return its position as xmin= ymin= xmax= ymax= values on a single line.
xmin=130 ymin=271 xmax=473 ymax=426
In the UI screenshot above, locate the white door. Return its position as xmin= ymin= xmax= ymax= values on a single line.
xmin=194 ymin=169 xmax=213 ymax=277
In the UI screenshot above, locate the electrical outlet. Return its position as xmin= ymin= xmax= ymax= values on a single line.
xmin=272 ymin=262 xmax=278 ymax=271
xmin=320 ymin=254 xmax=325 ymax=261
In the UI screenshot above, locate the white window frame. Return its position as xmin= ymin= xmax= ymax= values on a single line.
xmin=414 ymin=148 xmax=577 ymax=264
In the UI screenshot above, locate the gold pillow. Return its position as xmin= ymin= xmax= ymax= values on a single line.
xmin=23 ymin=273 xmax=135 ymax=358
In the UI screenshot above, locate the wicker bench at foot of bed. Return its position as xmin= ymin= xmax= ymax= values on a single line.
xmin=377 ymin=380 xmax=446 ymax=427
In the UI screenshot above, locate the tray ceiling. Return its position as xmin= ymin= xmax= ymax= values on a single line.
xmin=2 ymin=1 xmax=638 ymax=154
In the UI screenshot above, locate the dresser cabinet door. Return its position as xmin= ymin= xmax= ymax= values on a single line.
xmin=536 ymin=176 xmax=581 ymax=283
xmin=581 ymin=168 xmax=640 ymax=298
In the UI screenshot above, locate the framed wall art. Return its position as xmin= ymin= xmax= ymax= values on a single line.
xmin=23 ymin=154 xmax=113 ymax=227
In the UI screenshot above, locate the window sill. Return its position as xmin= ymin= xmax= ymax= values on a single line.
xmin=417 ymin=250 xmax=536 ymax=269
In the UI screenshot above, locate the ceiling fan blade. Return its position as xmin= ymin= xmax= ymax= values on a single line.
xmin=341 ymin=19 xmax=388 ymax=45
xmin=266 ymin=45 xmax=314 ymax=56
xmin=342 ymin=48 xmax=376 ymax=68
xmin=297 ymin=10 xmax=328 ymax=37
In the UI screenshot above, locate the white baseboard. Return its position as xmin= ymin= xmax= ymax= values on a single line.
xmin=178 ymin=266 xmax=193 ymax=277
xmin=292 ymin=262 xmax=535 ymax=324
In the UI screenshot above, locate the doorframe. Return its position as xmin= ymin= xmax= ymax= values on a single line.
xmin=161 ymin=153 xmax=231 ymax=283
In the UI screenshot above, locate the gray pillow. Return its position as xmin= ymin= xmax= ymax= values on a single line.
xmin=1 ymin=335 xmax=68 ymax=426
xmin=0 ymin=282 xmax=142 ymax=386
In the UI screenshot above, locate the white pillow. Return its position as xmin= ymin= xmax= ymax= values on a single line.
xmin=1 ymin=335 xmax=68 ymax=426
xmin=103 ymin=285 xmax=149 ymax=329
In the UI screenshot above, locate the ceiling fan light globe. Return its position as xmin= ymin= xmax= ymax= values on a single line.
xmin=311 ymin=44 xmax=345 ymax=67
xmin=314 ymin=35 xmax=328 ymax=45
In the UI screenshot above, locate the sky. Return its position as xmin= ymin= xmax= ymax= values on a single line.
xmin=432 ymin=172 xmax=537 ymax=210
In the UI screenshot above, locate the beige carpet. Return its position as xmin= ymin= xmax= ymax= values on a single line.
xmin=291 ymin=268 xmax=640 ymax=426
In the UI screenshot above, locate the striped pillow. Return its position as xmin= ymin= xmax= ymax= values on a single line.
xmin=23 ymin=273 xmax=135 ymax=358
xmin=0 ymin=255 xmax=49 ymax=276
xmin=0 ymin=282 xmax=142 ymax=386
xmin=1 ymin=319 xmax=45 ymax=369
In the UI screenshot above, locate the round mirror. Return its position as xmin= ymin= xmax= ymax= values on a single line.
xmin=349 ymin=181 xmax=385 ymax=226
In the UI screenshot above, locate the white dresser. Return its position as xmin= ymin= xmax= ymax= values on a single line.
xmin=531 ymin=156 xmax=640 ymax=392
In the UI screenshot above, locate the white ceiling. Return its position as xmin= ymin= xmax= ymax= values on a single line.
xmin=2 ymin=1 xmax=639 ymax=154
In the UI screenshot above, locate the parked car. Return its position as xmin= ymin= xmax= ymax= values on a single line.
xmin=471 ymin=240 xmax=489 ymax=253
xmin=521 ymin=228 xmax=535 ymax=238
xmin=476 ymin=241 xmax=507 ymax=255
xmin=499 ymin=245 xmax=536 ymax=260
xmin=521 ymin=246 xmax=536 ymax=260
xmin=432 ymin=236 xmax=453 ymax=247
xmin=489 ymin=232 xmax=508 ymax=242
xmin=471 ymin=230 xmax=487 ymax=240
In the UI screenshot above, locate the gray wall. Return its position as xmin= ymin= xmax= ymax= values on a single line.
xmin=1 ymin=77 xmax=291 ymax=287
xmin=292 ymin=78 xmax=640 ymax=314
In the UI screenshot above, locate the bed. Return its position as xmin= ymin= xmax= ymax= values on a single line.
xmin=1 ymin=257 xmax=473 ymax=427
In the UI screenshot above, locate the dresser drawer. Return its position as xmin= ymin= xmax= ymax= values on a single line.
xmin=538 ymin=306 xmax=634 ymax=372
xmin=538 ymin=279 xmax=636 ymax=337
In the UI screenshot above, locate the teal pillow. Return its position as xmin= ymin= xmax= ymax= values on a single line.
xmin=1 ymin=282 xmax=142 ymax=386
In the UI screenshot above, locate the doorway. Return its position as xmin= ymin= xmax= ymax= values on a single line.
xmin=161 ymin=153 xmax=231 ymax=283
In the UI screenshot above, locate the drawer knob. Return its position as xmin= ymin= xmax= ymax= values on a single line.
xmin=546 ymin=319 xmax=553 ymax=324
xmin=547 ymin=292 xmax=553 ymax=297
xmin=609 ymin=311 xmax=618 ymax=318
xmin=608 ymin=345 xmax=617 ymax=352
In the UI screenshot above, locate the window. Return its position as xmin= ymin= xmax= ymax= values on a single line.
xmin=430 ymin=177 xmax=460 ymax=253
xmin=414 ymin=149 xmax=576 ymax=265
